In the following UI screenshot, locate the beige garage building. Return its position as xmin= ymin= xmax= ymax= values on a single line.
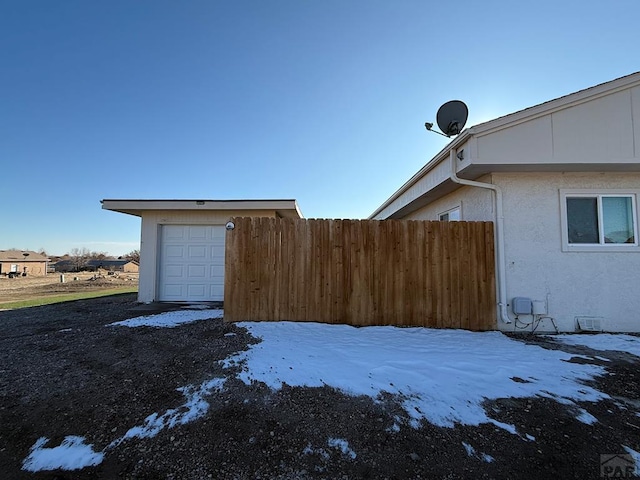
xmin=101 ymin=199 xmax=302 ymax=303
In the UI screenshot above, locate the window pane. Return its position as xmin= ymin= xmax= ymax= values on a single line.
xmin=448 ymin=208 xmax=461 ymax=221
xmin=602 ymin=196 xmax=635 ymax=243
xmin=567 ymin=197 xmax=599 ymax=243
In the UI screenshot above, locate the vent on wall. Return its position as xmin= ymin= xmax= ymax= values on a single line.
xmin=576 ymin=316 xmax=604 ymax=332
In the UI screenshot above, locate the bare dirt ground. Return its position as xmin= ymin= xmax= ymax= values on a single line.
xmin=0 ymin=273 xmax=138 ymax=304
xmin=0 ymin=292 xmax=639 ymax=479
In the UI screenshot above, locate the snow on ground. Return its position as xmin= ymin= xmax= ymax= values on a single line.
xmin=327 ymin=438 xmax=357 ymax=459
xmin=107 ymin=308 xmax=223 ymax=328
xmin=110 ymin=378 xmax=226 ymax=446
xmin=550 ymin=334 xmax=640 ymax=357
xmin=24 ymin=374 xmax=225 ymax=472
xmin=224 ymin=322 xmax=609 ymax=432
xmin=26 ymin=309 xmax=640 ymax=472
xmin=22 ymin=436 xmax=104 ymax=472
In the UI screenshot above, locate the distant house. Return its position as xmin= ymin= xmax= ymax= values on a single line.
xmin=52 ymin=258 xmax=139 ymax=273
xmin=86 ymin=259 xmax=139 ymax=273
xmin=0 ymin=250 xmax=49 ymax=276
xmin=370 ymin=72 xmax=640 ymax=333
xmin=51 ymin=259 xmax=82 ymax=273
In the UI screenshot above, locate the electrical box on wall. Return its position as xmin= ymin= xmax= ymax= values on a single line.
xmin=512 ymin=297 xmax=532 ymax=315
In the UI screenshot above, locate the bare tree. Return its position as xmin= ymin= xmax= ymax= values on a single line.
xmin=124 ymin=249 xmax=140 ymax=263
xmin=69 ymin=247 xmax=90 ymax=272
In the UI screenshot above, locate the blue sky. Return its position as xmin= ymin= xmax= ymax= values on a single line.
xmin=2 ymin=1 xmax=639 ymax=256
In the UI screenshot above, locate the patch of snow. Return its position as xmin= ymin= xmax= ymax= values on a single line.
xmin=224 ymin=332 xmax=236 ymax=337
xmin=22 ymin=436 xmax=104 ymax=472
xmin=525 ymin=433 xmax=536 ymax=442
xmin=623 ymin=446 xmax=640 ymax=476
xmin=327 ymin=438 xmax=356 ymax=459
xmin=462 ymin=442 xmax=475 ymax=456
xmin=107 ymin=309 xmax=223 ymax=328
xmin=481 ymin=453 xmax=495 ymax=463
xmin=302 ymin=443 xmax=330 ymax=460
xmin=112 ymin=378 xmax=225 ymax=444
xmin=575 ymin=408 xmax=598 ymax=425
xmin=58 ymin=328 xmax=73 ymax=333
xmin=386 ymin=423 xmax=400 ymax=433
xmin=224 ymin=322 xmax=608 ymax=433
xmin=462 ymin=442 xmax=494 ymax=463
xmin=550 ymin=334 xmax=640 ymax=357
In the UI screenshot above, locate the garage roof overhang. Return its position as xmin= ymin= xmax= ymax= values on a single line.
xmin=101 ymin=199 xmax=303 ymax=219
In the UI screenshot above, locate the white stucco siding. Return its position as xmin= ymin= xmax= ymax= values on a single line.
xmin=495 ymin=172 xmax=640 ymax=333
xmin=138 ymin=209 xmax=276 ymax=303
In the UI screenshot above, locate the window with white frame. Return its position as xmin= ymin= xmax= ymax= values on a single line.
xmin=562 ymin=192 xmax=637 ymax=249
xmin=439 ymin=206 xmax=461 ymax=221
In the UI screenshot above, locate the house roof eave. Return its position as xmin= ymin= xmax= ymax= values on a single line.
xmin=368 ymin=130 xmax=472 ymax=219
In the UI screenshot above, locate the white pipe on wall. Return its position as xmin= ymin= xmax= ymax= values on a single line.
xmin=448 ymin=151 xmax=512 ymax=324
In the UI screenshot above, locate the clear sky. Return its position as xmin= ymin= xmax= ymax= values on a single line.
xmin=2 ymin=1 xmax=639 ymax=256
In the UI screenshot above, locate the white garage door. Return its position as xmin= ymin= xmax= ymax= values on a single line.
xmin=158 ymin=225 xmax=225 ymax=302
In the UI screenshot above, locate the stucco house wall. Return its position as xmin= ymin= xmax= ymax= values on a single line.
xmin=403 ymin=176 xmax=494 ymax=222
xmin=397 ymin=172 xmax=640 ymax=332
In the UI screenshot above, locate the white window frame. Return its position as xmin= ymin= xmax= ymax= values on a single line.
xmin=560 ymin=189 xmax=639 ymax=252
xmin=439 ymin=206 xmax=461 ymax=222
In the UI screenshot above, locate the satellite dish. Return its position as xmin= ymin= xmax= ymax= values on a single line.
xmin=435 ymin=100 xmax=468 ymax=137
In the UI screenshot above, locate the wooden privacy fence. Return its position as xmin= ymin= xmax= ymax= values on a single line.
xmin=224 ymin=217 xmax=496 ymax=330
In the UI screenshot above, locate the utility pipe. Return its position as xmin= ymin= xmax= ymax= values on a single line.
xmin=448 ymin=150 xmax=512 ymax=324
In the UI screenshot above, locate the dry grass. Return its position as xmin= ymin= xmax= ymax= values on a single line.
xmin=0 ymin=272 xmax=139 ymax=308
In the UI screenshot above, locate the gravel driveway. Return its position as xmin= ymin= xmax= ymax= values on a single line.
xmin=1 ymin=293 xmax=639 ymax=479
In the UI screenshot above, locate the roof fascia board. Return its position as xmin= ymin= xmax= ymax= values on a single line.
xmin=369 ymin=131 xmax=470 ymax=219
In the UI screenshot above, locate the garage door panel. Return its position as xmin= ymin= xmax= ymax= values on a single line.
xmin=187 ymin=265 xmax=207 ymax=278
xmin=209 ymin=284 xmax=224 ymax=298
xmin=187 ymin=284 xmax=207 ymax=298
xmin=188 ymin=226 xmax=208 ymax=240
xmin=188 ymin=245 xmax=207 ymax=258
xmin=210 ymin=265 xmax=224 ymax=277
xmin=164 ymin=225 xmax=186 ymax=240
xmin=211 ymin=227 xmax=225 ymax=239
xmin=211 ymin=245 xmax=225 ymax=259
xmin=162 ymin=284 xmax=184 ymax=297
xmin=164 ymin=265 xmax=183 ymax=277
xmin=165 ymin=245 xmax=184 ymax=257
xmin=159 ymin=225 xmax=226 ymax=302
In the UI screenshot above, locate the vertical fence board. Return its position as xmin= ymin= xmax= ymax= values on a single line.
xmin=224 ymin=218 xmax=496 ymax=330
